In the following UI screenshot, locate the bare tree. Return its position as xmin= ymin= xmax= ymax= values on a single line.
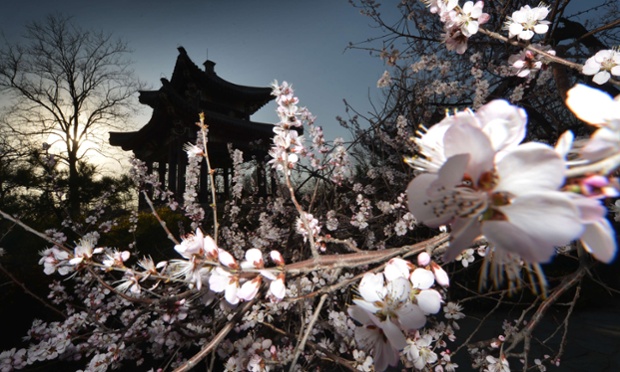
xmin=0 ymin=14 xmax=143 ymax=218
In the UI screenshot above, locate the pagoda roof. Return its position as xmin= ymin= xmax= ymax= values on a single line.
xmin=165 ymin=47 xmax=273 ymax=115
xmin=110 ymin=47 xmax=283 ymax=168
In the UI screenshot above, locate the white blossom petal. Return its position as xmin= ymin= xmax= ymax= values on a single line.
xmin=416 ymin=289 xmax=443 ymax=314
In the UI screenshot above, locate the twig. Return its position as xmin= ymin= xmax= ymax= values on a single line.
xmin=503 ymin=263 xmax=587 ymax=356
xmin=289 ymin=294 xmax=328 ymax=372
xmin=0 ymin=209 xmax=71 ymax=252
xmin=141 ymin=191 xmax=179 ymax=245
xmin=555 ymin=283 xmax=581 ymax=363
xmin=173 ymin=298 xmax=257 ymax=372
xmin=260 ymin=321 xmax=357 ymax=371
xmin=459 ymin=292 xmax=506 ymax=353
xmin=282 ymin=233 xmax=448 ymax=274
xmin=477 ymin=28 xmax=584 ymax=71
xmin=197 ymin=113 xmax=219 ymax=243
xmin=282 ymin=157 xmax=320 ymax=258
xmin=0 ymin=262 xmax=66 ymax=319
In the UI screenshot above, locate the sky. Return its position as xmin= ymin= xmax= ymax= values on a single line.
xmin=0 ymin=0 xmax=393 ymax=149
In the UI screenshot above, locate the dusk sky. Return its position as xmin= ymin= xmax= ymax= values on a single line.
xmin=0 ymin=0 xmax=395 ymax=146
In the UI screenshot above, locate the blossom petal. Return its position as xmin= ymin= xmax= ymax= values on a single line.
xmin=384 ymin=258 xmax=412 ymax=281
xmin=445 ymin=216 xmax=482 ymax=261
xmin=348 ymin=304 xmax=372 ymax=325
xmin=410 ymin=268 xmax=435 ymax=289
xmin=582 ymin=127 xmax=620 ymax=160
xmin=485 ymin=192 xmax=583 ymax=262
xmin=581 ymin=219 xmax=617 ymax=263
xmin=593 ymin=71 xmax=611 ymax=85
xmin=443 ymin=122 xmax=494 ymax=181
xmin=269 ymin=275 xmax=286 ymax=300
xmin=237 ymin=276 xmax=261 ymax=301
xmin=358 ymin=273 xmax=386 ymax=303
xmin=495 ymin=142 xmax=565 ymax=195
xmin=396 ymin=303 xmax=427 ymax=331
xmin=407 ymin=155 xmax=470 ymax=227
xmin=218 ymin=249 xmax=238 ymax=269
xmin=554 ymin=130 xmax=574 ymax=158
xmin=416 ymin=289 xmax=443 ymax=314
xmin=475 ymin=99 xmax=527 ymax=153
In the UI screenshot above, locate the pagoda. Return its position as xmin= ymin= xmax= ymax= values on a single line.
xmin=110 ymin=47 xmax=276 ymax=202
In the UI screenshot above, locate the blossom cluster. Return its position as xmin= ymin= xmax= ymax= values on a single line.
xmin=268 ymin=81 xmax=306 ymax=172
xmin=38 ymin=228 xmax=287 ymax=305
xmin=347 ymin=252 xmax=452 ymax=371
xmin=426 ymin=0 xmax=490 ymax=54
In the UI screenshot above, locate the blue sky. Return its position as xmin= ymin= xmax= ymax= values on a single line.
xmin=1 ymin=0 xmax=393 ymax=143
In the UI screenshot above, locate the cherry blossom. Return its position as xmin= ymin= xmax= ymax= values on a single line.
xmin=39 ymin=247 xmax=71 ymax=275
xmin=101 ymin=249 xmax=130 ymax=269
xmin=484 ymin=355 xmax=511 ymax=372
xmin=209 ymin=267 xmax=240 ymax=305
xmin=354 ymin=273 xmax=428 ymax=331
xmin=508 ymin=45 xmax=555 ymax=78
xmin=404 ymin=333 xmax=438 ymax=370
xmin=453 ymin=1 xmax=490 ymax=37
xmin=505 ymin=4 xmax=550 ymax=40
xmin=443 ymin=26 xmax=469 ymax=55
xmin=269 ymin=81 xmax=306 ymax=172
xmin=347 ymin=305 xmax=406 ymax=372
xmin=582 ymin=49 xmax=620 ymax=85
xmin=407 ymin=121 xmax=583 ymax=263
xmin=69 ymin=236 xmax=103 ymax=265
xmin=565 ymin=84 xmax=620 ymax=161
xmin=268 ymin=274 xmax=286 ymax=301
xmin=237 ymin=276 xmax=262 ymax=301
xmin=456 ymin=248 xmax=476 ymax=267
xmin=269 ymin=250 xmax=285 ymax=266
xmin=377 ymin=70 xmax=391 ymax=88
xmin=174 ymin=228 xmax=218 ymax=260
xmin=443 ymin=302 xmax=465 ymax=320
xmin=425 ymin=0 xmax=458 ymax=16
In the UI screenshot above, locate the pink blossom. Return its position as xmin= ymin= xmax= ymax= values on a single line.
xmin=417 ymin=252 xmax=431 ymax=266
xmin=407 ymin=122 xmax=583 ymax=263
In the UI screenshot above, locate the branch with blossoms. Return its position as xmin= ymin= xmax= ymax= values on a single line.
xmin=2 ymin=1 xmax=620 ymax=371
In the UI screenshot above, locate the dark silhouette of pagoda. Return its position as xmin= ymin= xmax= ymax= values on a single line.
xmin=110 ymin=47 xmax=276 ymax=203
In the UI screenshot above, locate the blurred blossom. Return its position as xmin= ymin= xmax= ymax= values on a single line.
xmin=565 ymin=84 xmax=620 ymax=161
xmin=407 ymin=115 xmax=582 ymax=264
xmin=377 ymin=70 xmax=392 ymax=88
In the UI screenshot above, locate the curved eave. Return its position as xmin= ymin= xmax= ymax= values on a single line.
xmin=174 ymin=47 xmax=274 ymax=113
